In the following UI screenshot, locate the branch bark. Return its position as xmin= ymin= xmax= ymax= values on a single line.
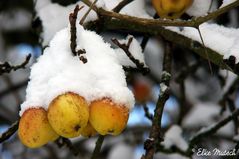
xmin=90 ymin=135 xmax=105 ymax=159
xmin=83 ymin=0 xmax=239 ymax=75
xmin=0 ymin=54 xmax=31 ymax=75
xmin=141 ymin=42 xmax=172 ymax=159
xmin=0 ymin=120 xmax=19 ymax=143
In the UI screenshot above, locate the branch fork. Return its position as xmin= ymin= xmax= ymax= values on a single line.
xmin=112 ymin=37 xmax=150 ymax=75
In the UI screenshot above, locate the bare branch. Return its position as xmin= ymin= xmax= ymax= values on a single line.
xmin=69 ymin=5 xmax=88 ymax=64
xmin=0 ymin=54 xmax=31 ymax=75
xmin=91 ymin=135 xmax=105 ymax=159
xmin=83 ymin=0 xmax=239 ymax=27
xmin=55 ymin=137 xmax=78 ymax=156
xmin=141 ymin=42 xmax=172 ymax=159
xmin=112 ymin=0 xmax=133 ymax=13
xmin=80 ymin=0 xmax=98 ymax=25
xmin=187 ymin=109 xmax=239 ymax=155
xmin=112 ymin=37 xmax=150 ymax=75
xmin=143 ymin=104 xmax=153 ymax=121
xmin=0 ymin=120 xmax=19 ymax=143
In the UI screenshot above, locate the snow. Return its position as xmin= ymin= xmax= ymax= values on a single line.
xmin=107 ymin=142 xmax=135 ymax=159
xmin=160 ymin=83 xmax=168 ymax=93
xmin=166 ymin=23 xmax=239 ymax=63
xmin=34 ymin=0 xmax=50 ymax=11
xmin=114 ymin=35 xmax=147 ymax=67
xmin=220 ymin=0 xmax=237 ymax=8
xmin=20 ymin=25 xmax=139 ymax=115
xmin=162 ymin=125 xmax=188 ymax=151
xmin=93 ymin=0 xmax=122 ymax=10
xmin=144 ymin=38 xmax=164 ymax=80
xmin=182 ymin=103 xmax=220 ymax=127
xmin=36 ymin=1 xmax=98 ymax=46
xmin=93 ymin=0 xmax=152 ymax=19
xmin=119 ymin=0 xmax=152 ymax=19
xmin=36 ymin=0 xmax=152 ymax=46
xmin=186 ymin=0 xmax=212 ymax=17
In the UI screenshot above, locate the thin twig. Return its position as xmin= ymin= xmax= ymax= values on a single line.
xmin=112 ymin=0 xmax=133 ymax=13
xmin=0 ymin=120 xmax=19 ymax=143
xmin=69 ymin=5 xmax=84 ymax=56
xmin=227 ymin=99 xmax=239 ymax=134
xmin=187 ymin=109 xmax=239 ymax=155
xmin=69 ymin=5 xmax=88 ymax=63
xmin=0 ymin=54 xmax=31 ymax=75
xmin=55 ymin=137 xmax=78 ymax=156
xmin=91 ymin=135 xmax=105 ymax=159
xmin=80 ymin=0 xmax=98 ymax=25
xmin=197 ymin=27 xmax=213 ymax=74
xmin=175 ymin=62 xmax=201 ymax=83
xmin=112 ymin=37 xmax=150 ymax=75
xmin=142 ymin=104 xmax=153 ymax=121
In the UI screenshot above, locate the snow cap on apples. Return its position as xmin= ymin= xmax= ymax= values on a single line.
xmin=19 ymin=24 xmax=148 ymax=116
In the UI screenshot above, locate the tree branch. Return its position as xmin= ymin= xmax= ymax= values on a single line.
xmin=83 ymin=0 xmax=239 ymax=75
xmin=83 ymin=0 xmax=239 ymax=27
xmin=112 ymin=0 xmax=133 ymax=13
xmin=69 ymin=5 xmax=88 ymax=63
xmin=187 ymin=109 xmax=239 ymax=155
xmin=112 ymin=37 xmax=150 ymax=75
xmin=142 ymin=104 xmax=153 ymax=121
xmin=55 ymin=137 xmax=79 ymax=156
xmin=141 ymin=42 xmax=172 ymax=159
xmin=91 ymin=135 xmax=105 ymax=159
xmin=0 ymin=120 xmax=19 ymax=143
xmin=0 ymin=54 xmax=31 ymax=75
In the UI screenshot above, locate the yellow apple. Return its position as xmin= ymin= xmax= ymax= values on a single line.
xmin=18 ymin=108 xmax=59 ymax=148
xmin=80 ymin=122 xmax=97 ymax=138
xmin=89 ymin=98 xmax=129 ymax=136
xmin=47 ymin=92 xmax=89 ymax=138
xmin=152 ymin=0 xmax=193 ymax=19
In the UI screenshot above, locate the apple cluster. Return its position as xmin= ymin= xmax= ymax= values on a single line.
xmin=18 ymin=25 xmax=136 ymax=148
xmin=19 ymin=92 xmax=129 ymax=148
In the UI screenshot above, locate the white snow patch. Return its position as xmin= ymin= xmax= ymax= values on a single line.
xmin=120 ymin=0 xmax=152 ymax=19
xmin=36 ymin=1 xmax=98 ymax=46
xmin=107 ymin=142 xmax=135 ymax=159
xmin=20 ymin=25 xmax=136 ymax=115
xmin=186 ymin=0 xmax=211 ymax=17
xmin=220 ymin=0 xmax=237 ymax=8
xmin=166 ymin=23 xmax=239 ymax=63
xmin=162 ymin=125 xmax=188 ymax=151
xmin=93 ymin=0 xmax=152 ymax=18
xmin=183 ymin=103 xmax=220 ymax=127
xmin=160 ymin=83 xmax=168 ymax=93
xmin=115 ymin=35 xmax=146 ymax=67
